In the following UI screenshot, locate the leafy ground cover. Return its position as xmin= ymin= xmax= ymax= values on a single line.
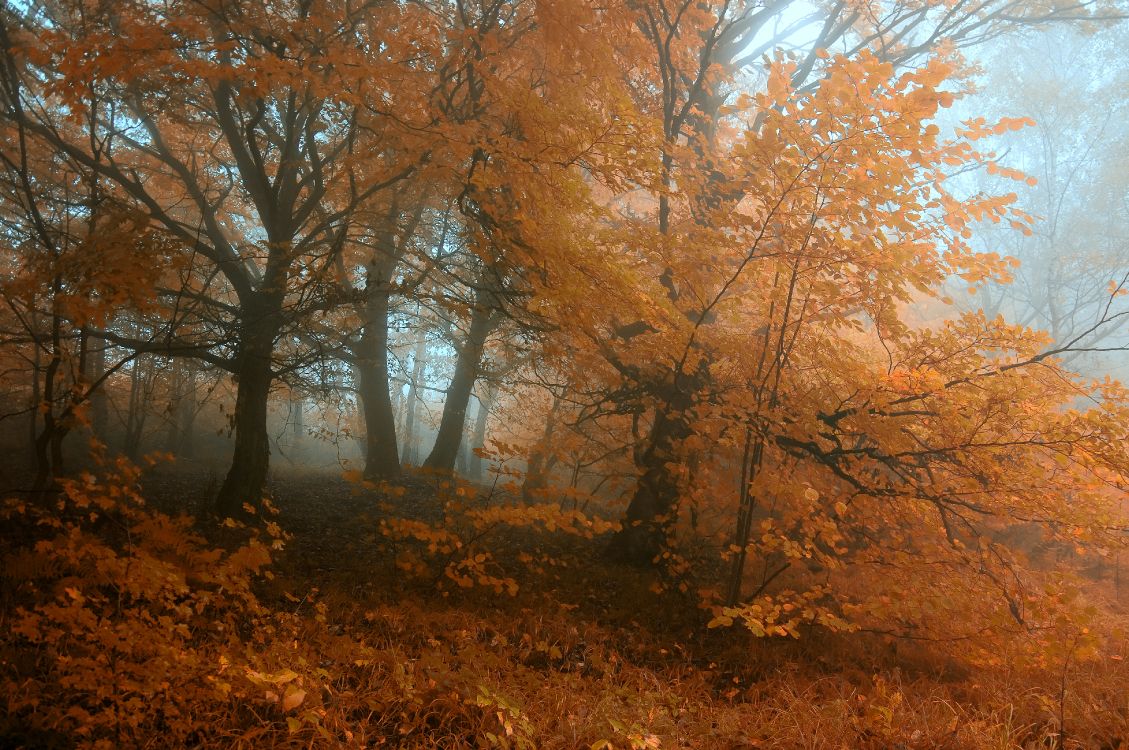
xmin=2 ymin=460 xmax=1127 ymax=749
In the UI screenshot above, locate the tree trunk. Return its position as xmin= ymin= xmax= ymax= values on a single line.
xmin=391 ymin=378 xmax=402 ymax=432
xmin=456 ymin=433 xmax=469 ymax=475
xmin=215 ymin=297 xmax=281 ymax=517
xmin=31 ymin=288 xmax=64 ymax=493
xmin=402 ymin=333 xmax=425 ymax=464
xmin=29 ymin=321 xmax=40 ymax=473
xmin=356 ymin=261 xmax=400 ymax=480
xmin=725 ymin=428 xmax=762 ymax=606
xmin=423 ymin=304 xmax=493 ymax=471
xmin=358 ymin=363 xmax=400 ymax=478
xmin=469 ymin=383 xmax=493 ymax=480
xmin=522 ymin=395 xmax=560 ymax=503
xmin=179 ymin=359 xmax=197 ymax=458
xmin=608 ymin=378 xmax=696 ymax=565
xmin=291 ymin=396 xmax=305 ymax=441
xmin=122 ymin=354 xmax=148 ymax=460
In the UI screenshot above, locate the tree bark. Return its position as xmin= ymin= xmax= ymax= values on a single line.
xmin=469 ymin=383 xmax=494 ymax=480
xmin=521 ymin=395 xmax=560 ymax=503
xmin=423 ymin=303 xmax=494 ymax=471
xmin=402 ymin=332 xmax=425 ymax=464
xmin=31 ymin=282 xmax=65 ymax=493
xmin=456 ymin=433 xmax=469 ymax=475
xmin=215 ymin=296 xmax=282 ymax=517
xmin=123 ymin=354 xmax=149 ymax=460
xmin=180 ymin=359 xmax=197 ymax=458
xmin=356 ymin=259 xmax=401 ymax=480
xmin=608 ymin=377 xmax=697 ymax=565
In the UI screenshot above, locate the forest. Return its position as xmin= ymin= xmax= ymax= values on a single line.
xmin=2 ymin=0 xmax=1129 ymax=747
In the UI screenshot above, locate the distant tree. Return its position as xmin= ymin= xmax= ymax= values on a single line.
xmin=956 ymin=25 xmax=1129 ymax=372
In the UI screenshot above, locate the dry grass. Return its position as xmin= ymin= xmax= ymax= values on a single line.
xmin=2 ymin=465 xmax=1128 ymax=749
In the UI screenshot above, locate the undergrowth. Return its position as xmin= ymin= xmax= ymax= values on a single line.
xmin=1 ymin=462 xmax=1127 ymax=749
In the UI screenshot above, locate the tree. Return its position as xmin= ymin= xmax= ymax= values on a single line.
xmin=327 ymin=185 xmax=435 ymax=480
xmin=954 ymin=24 xmax=1129 ymax=373
xmin=2 ymin=0 xmax=1127 ymax=649
xmin=0 ymin=27 xmax=166 ymax=488
xmin=1 ymin=0 xmax=432 ymax=512
xmin=590 ymin=0 xmax=1129 ymax=564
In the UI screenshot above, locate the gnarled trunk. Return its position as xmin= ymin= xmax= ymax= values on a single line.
xmin=608 ymin=378 xmax=696 ymax=565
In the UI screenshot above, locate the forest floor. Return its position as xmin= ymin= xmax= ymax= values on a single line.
xmin=3 ymin=461 xmax=1127 ymax=749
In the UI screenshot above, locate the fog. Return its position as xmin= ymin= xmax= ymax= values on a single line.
xmin=948 ymin=21 xmax=1129 ymax=380
xmin=8 ymin=3 xmax=1129 ymax=746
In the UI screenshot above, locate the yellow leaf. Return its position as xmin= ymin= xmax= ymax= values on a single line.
xmin=282 ymin=687 xmax=307 ymax=712
xmin=273 ymin=669 xmax=300 ymax=685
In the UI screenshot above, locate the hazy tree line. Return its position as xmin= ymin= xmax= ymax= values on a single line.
xmin=952 ymin=22 xmax=1129 ymax=376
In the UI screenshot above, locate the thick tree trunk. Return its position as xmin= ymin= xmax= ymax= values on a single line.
xmin=423 ymin=304 xmax=493 ymax=471
xmin=358 ymin=361 xmax=400 ymax=479
xmin=215 ymin=297 xmax=282 ymax=517
xmin=390 ymin=379 xmax=402 ymax=431
xmin=608 ymin=379 xmax=696 ymax=565
xmin=356 ymin=262 xmax=400 ymax=480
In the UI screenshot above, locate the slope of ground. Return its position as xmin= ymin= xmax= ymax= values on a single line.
xmin=1 ymin=462 xmax=1127 ymax=749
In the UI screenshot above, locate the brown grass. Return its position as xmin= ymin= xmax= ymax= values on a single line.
xmin=2 ymin=464 xmax=1127 ymax=749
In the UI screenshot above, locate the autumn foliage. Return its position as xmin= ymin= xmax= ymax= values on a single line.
xmin=2 ymin=0 xmax=1129 ymax=747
